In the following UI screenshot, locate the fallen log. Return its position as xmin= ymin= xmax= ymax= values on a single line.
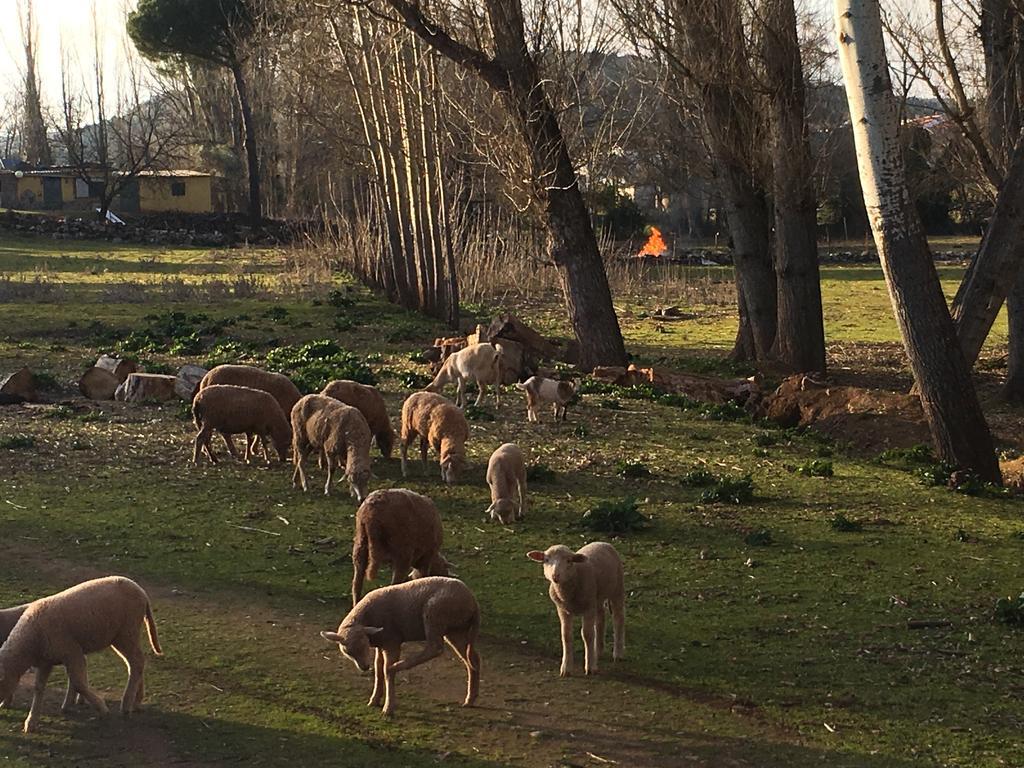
xmin=115 ymin=373 xmax=178 ymax=403
xmin=174 ymin=364 xmax=208 ymax=401
xmin=93 ymin=354 xmax=139 ymax=383
xmin=79 ymin=367 xmax=120 ymax=400
xmin=0 ymin=367 xmax=37 ymax=404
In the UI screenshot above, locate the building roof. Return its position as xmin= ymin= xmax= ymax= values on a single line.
xmin=10 ymin=167 xmax=213 ymax=179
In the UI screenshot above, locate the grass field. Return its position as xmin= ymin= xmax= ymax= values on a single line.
xmin=1 ymin=233 xmax=1022 ymax=767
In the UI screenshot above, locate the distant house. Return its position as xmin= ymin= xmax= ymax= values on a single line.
xmin=0 ymin=167 xmax=215 ymax=214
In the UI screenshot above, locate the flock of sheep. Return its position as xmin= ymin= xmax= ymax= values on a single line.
xmin=0 ymin=340 xmax=626 ymax=730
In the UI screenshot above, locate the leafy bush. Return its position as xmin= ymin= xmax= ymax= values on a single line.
xmin=264 ymin=339 xmax=375 ymax=392
xmin=794 ymin=459 xmax=834 ymax=477
xmin=464 ymin=405 xmax=495 ymax=422
xmin=580 ymin=498 xmax=649 ymax=533
xmin=0 ymin=434 xmax=34 ymax=450
xmin=333 ymin=316 xmax=354 ymax=332
xmin=744 ymin=529 xmax=773 ymax=546
xmin=679 ymin=467 xmax=718 ymax=487
xmin=598 ymin=398 xmax=622 ymax=410
xmin=116 ymin=311 xmax=229 ymax=356
xmin=830 ymin=513 xmax=863 ymax=532
xmin=204 ymin=340 xmax=254 ymax=369
xmin=616 ymin=459 xmax=651 ymax=478
xmin=877 ymin=444 xmax=936 ymax=469
xmin=699 ymin=475 xmax=756 ymax=504
xmin=400 ymin=371 xmax=431 ymax=389
xmin=138 ymin=359 xmax=174 ymax=375
xmin=573 ymin=423 xmax=589 ymax=438
xmin=752 ymin=432 xmax=777 ymax=447
xmin=44 ymin=405 xmax=76 ymax=420
xmin=33 ymin=371 xmax=60 ymax=391
xmin=994 ymin=592 xmax=1024 ymax=626
xmin=328 ymin=289 xmax=355 ymax=309
xmin=262 ymin=306 xmax=290 ymax=322
xmin=526 ymin=463 xmax=556 ymax=483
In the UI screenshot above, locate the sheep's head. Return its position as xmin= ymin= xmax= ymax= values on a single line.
xmin=0 ymin=669 xmax=15 ymax=706
xmin=348 ymin=468 xmax=371 ymax=503
xmin=486 ymin=499 xmax=516 ymax=525
xmin=526 ymin=545 xmax=586 ymax=586
xmin=411 ymin=553 xmax=450 ymax=579
xmin=320 ymin=624 xmax=382 ymax=672
xmin=441 ymin=453 xmax=464 ymax=485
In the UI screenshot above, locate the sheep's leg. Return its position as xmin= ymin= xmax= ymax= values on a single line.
xmin=368 ymin=648 xmax=385 ymax=708
xmin=419 ymin=437 xmax=429 ymax=466
xmin=351 ymin=542 xmax=368 ymax=607
xmin=381 ymin=646 xmax=401 ymax=717
xmin=112 ymin=637 xmax=146 ymax=715
xmin=389 ymin=556 xmax=411 ymax=586
xmin=388 ymin=636 xmax=444 ymax=673
xmin=595 ymin=607 xmax=606 ymax=661
xmin=456 ymin=378 xmax=467 ymax=408
xmin=611 ymin=594 xmax=626 ymax=661
xmin=323 ymin=449 xmax=334 ymax=495
xmin=193 ymin=426 xmax=215 ymax=465
xmin=444 ymin=631 xmax=480 ymax=707
xmin=557 ymin=606 xmax=575 ymax=677
xmin=221 ymin=431 xmax=242 ymax=461
xmin=581 ymin=611 xmax=599 ymax=675
xmin=474 ymin=382 xmax=486 ymax=406
xmin=293 ymin=449 xmax=308 ymax=491
xmin=60 ymin=677 xmax=77 ymax=711
xmin=63 ymin=652 xmax=108 ymax=716
xmin=517 ymin=477 xmax=527 ymax=520
xmin=400 ymin=431 xmax=416 ymax=477
xmin=23 ymin=663 xmax=52 ymax=733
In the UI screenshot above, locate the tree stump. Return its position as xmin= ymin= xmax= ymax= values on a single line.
xmin=94 ymin=354 xmax=139 ymax=383
xmin=79 ymin=367 xmax=120 ymax=400
xmin=0 ymin=367 xmax=37 ymax=405
xmin=115 ymin=373 xmax=179 ymax=403
xmin=174 ymin=365 xmax=208 ymax=401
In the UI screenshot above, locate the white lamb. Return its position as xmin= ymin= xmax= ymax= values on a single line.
xmin=320 ymin=576 xmax=480 ymax=717
xmin=0 ymin=576 xmax=162 ymax=733
xmin=526 ymin=542 xmax=624 ymax=677
xmin=515 ymin=376 xmax=576 ymax=422
xmin=426 ymin=343 xmax=504 ymax=408
xmin=485 ymin=443 xmax=527 ymax=524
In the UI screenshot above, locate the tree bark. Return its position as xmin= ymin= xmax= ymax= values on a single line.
xmin=835 ymin=0 xmax=1001 ymax=482
xmin=230 ymin=61 xmax=262 ymax=224
xmin=385 ymin=0 xmax=627 ymax=369
xmin=1005 ymin=271 xmax=1024 ymax=402
xmin=762 ymin=0 xmax=826 ymax=373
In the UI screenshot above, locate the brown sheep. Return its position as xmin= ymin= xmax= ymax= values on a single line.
xmin=198 ymin=365 xmax=301 ymax=456
xmin=321 ymin=380 xmax=396 ymax=458
xmin=350 ymin=489 xmax=450 ymax=606
xmin=192 ymin=384 xmax=291 ymax=465
xmin=291 ymin=394 xmax=373 ymax=499
xmin=399 ymin=391 xmax=468 ymax=485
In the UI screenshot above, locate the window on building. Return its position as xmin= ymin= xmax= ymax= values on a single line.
xmin=170 ymin=181 xmax=186 ymax=197
xmin=75 ymin=179 xmax=90 ymax=198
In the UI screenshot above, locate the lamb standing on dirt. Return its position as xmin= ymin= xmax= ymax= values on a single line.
xmin=426 ymin=343 xmax=504 ymax=408
xmin=321 ymin=380 xmax=396 ymax=458
xmin=400 ymin=391 xmax=468 ymax=485
xmin=485 ymin=443 xmax=527 ymax=524
xmin=350 ymin=489 xmax=449 ymax=605
xmin=526 ymin=542 xmax=624 ymax=677
xmin=0 ymin=576 xmax=162 ymax=733
xmin=192 ymin=384 xmax=291 ymax=465
xmin=320 ymin=577 xmax=480 ymax=717
xmin=291 ymin=394 xmax=373 ymax=500
xmin=516 ymin=376 xmax=576 ymax=422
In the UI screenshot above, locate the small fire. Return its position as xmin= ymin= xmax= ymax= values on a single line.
xmin=637 ymin=226 xmax=667 ymax=257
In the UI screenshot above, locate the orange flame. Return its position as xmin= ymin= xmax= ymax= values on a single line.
xmin=638 ymin=227 xmax=667 ymax=257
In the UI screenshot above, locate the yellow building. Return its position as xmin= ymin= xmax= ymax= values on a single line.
xmin=0 ymin=168 xmax=215 ymax=214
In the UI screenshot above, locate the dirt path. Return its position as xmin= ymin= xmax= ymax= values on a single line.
xmin=0 ymin=542 xmax=817 ymax=768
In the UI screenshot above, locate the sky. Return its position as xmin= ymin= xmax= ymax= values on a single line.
xmin=0 ymin=0 xmax=136 ymax=111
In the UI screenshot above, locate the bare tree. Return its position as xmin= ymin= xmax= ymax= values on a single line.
xmin=18 ymin=0 xmax=52 ymax=167
xmin=835 ymin=0 xmax=1000 ymax=481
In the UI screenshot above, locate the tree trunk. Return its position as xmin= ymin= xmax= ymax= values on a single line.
xmin=1005 ymin=271 xmax=1024 ymax=402
xmin=230 ymin=61 xmax=262 ymax=224
xmin=835 ymin=0 xmax=1001 ymax=482
xmin=762 ymin=0 xmax=826 ymax=373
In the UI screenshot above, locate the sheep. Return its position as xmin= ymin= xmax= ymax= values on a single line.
xmin=1 ymin=604 xmax=82 ymax=711
xmin=320 ymin=576 xmax=480 ymax=717
xmin=192 ymin=384 xmax=291 ymax=465
xmin=515 ymin=375 xmax=576 ymax=422
xmin=321 ymin=380 xmax=396 ymax=458
xmin=291 ymin=394 xmax=373 ymax=500
xmin=350 ymin=489 xmax=449 ymax=606
xmin=399 ymin=391 xmax=468 ymax=485
xmin=525 ymin=542 xmax=625 ymax=677
xmin=198 ymin=364 xmax=302 ymax=456
xmin=0 ymin=576 xmax=162 ymax=733
xmin=485 ymin=443 xmax=527 ymax=524
xmin=425 ymin=342 xmax=504 ymax=408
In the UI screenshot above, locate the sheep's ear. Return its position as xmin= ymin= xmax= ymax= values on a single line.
xmin=321 ymin=631 xmax=342 ymax=643
xmin=526 ymin=550 xmax=545 ymax=562
xmin=571 ymin=553 xmax=587 ymax=563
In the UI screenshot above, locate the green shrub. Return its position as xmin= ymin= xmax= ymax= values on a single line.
xmin=44 ymin=405 xmax=76 ymax=420
xmin=994 ymin=592 xmax=1024 ymax=626
xmin=262 ymin=306 xmax=289 ymax=322
xmin=0 ymin=434 xmax=35 ymax=449
xmin=700 ymin=475 xmax=756 ymax=504
xmin=616 ymin=459 xmax=651 ymax=478
xmin=744 ymin=529 xmax=773 ymax=546
xmin=264 ymin=339 xmax=375 ymax=392
xmin=598 ymin=398 xmax=622 ymax=410
xmin=573 ymin=423 xmax=589 ymax=438
xmin=580 ymin=498 xmax=649 ymax=533
xmin=464 ymin=405 xmax=495 ymax=422
xmin=526 ymin=463 xmax=556 ymax=483
xmin=752 ymin=432 xmax=777 ymax=447
xmin=327 ymin=289 xmax=355 ymax=308
xmin=830 ymin=513 xmax=863 ymax=532
xmin=33 ymin=371 xmax=60 ymax=391
xmin=401 ymin=371 xmax=431 ymax=389
xmin=204 ymin=341 xmax=253 ymax=369
xmin=679 ymin=467 xmax=718 ymax=487
xmin=794 ymin=459 xmax=834 ymax=477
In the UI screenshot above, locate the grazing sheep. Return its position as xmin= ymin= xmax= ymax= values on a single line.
xmin=526 ymin=542 xmax=625 ymax=677
xmin=426 ymin=343 xmax=503 ymax=408
xmin=350 ymin=489 xmax=449 ymax=606
xmin=321 ymin=380 xmax=396 ymax=458
xmin=320 ymin=577 xmax=480 ymax=717
xmin=0 ymin=576 xmax=162 ymax=733
xmin=198 ymin=365 xmax=302 ymax=456
xmin=291 ymin=394 xmax=373 ymax=500
xmin=0 ymin=604 xmax=28 ymax=708
xmin=400 ymin=391 xmax=468 ymax=485
xmin=192 ymin=384 xmax=291 ymax=465
xmin=515 ymin=376 xmax=576 ymax=422
xmin=485 ymin=443 xmax=527 ymax=524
